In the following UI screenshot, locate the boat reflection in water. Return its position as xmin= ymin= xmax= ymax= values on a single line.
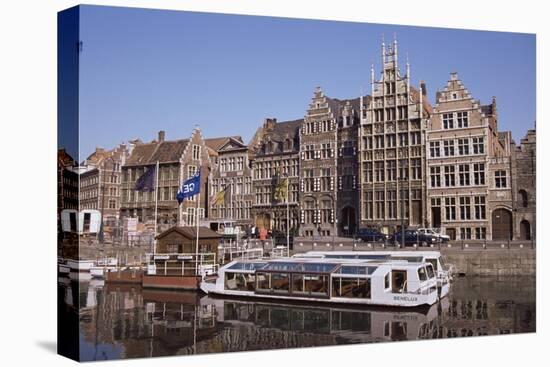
xmin=57 ymin=276 xmax=535 ymax=361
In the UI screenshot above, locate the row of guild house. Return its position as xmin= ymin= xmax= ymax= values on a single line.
xmin=72 ymin=38 xmax=535 ymax=242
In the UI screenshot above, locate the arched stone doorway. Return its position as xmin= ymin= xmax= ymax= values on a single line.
xmin=492 ymin=208 xmax=513 ymax=240
xmin=520 ymin=220 xmax=531 ymax=240
xmin=340 ymin=206 xmax=356 ymax=237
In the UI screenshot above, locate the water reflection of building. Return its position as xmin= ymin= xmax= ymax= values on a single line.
xmin=59 ymin=276 xmax=535 ymax=361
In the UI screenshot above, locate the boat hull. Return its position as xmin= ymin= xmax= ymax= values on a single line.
xmin=203 ymin=288 xmax=438 ymax=308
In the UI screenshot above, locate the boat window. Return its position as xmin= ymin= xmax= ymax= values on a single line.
xmin=292 ymin=274 xmax=329 ymax=296
xmin=271 ymin=273 xmax=290 ymax=293
xmin=337 ymin=266 xmax=376 ymax=275
xmin=228 ymin=262 xmax=267 ymax=271
xmin=384 ymin=273 xmax=391 ymax=289
xmin=224 ymin=272 xmax=256 ymax=291
xmin=427 ymin=258 xmax=438 ymax=271
xmin=392 ymin=271 xmax=408 ymax=293
xmin=426 ymin=264 xmax=435 ymax=279
xmin=418 ymin=267 xmax=428 ymax=281
xmin=262 ymin=262 xmax=339 ymax=273
xmin=256 ymin=272 xmax=271 ymax=290
xmin=332 ymin=277 xmax=371 ymax=298
xmin=438 ymin=256 xmax=447 ymax=270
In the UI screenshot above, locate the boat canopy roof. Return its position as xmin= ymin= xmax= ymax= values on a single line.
xmin=224 ymin=256 xmax=430 ymax=276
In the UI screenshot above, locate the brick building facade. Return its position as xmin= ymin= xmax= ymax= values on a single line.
xmin=250 ymin=118 xmax=301 ymax=234
xmin=79 ymin=144 xmax=129 ymax=229
xmin=427 ymin=72 xmax=514 ymax=241
xmin=208 ymin=136 xmax=254 ymax=228
xmin=120 ymin=129 xmax=213 ymax=234
xmin=359 ymin=39 xmax=431 ymax=234
xmin=298 ymin=88 xmax=361 ymax=237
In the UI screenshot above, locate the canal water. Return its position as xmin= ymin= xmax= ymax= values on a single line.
xmin=58 ymin=276 xmax=535 ymax=361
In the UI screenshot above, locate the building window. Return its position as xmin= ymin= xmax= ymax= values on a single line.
xmin=410 ymin=159 xmax=421 ymax=180
xmin=410 ymin=132 xmax=421 ymax=145
xmin=475 ymin=227 xmax=487 ymax=240
xmin=459 ymin=197 xmax=471 ymax=220
xmin=364 ymin=192 xmax=373 ymax=220
xmin=442 ymin=113 xmax=454 ymax=129
xmin=444 ymin=165 xmax=456 ymax=187
xmin=460 ymin=228 xmax=472 ymax=240
xmin=519 ymin=190 xmax=528 ymax=207
xmin=458 ymin=138 xmax=469 ymax=155
xmin=458 ymin=164 xmax=470 ymax=186
xmin=364 ymin=162 xmax=373 ymax=183
xmin=495 ymin=170 xmax=507 ymax=188
xmin=430 ymin=167 xmax=441 ymax=188
xmin=399 ymin=133 xmax=408 ymax=147
xmin=429 ymin=141 xmax=440 ymax=157
xmin=192 ymin=144 xmax=201 ymax=161
xmin=473 ymin=163 xmax=485 ymax=185
xmin=387 ymin=190 xmax=397 ymax=219
xmin=386 ymin=160 xmax=397 ymax=181
xmin=443 ymin=140 xmax=455 ymax=156
xmin=375 ymin=162 xmax=384 ymax=182
xmin=472 ymin=137 xmax=485 ymax=154
xmin=398 ymin=160 xmax=408 ymax=180
xmin=445 ymin=197 xmax=456 ymax=221
xmin=386 ymin=135 xmax=396 ymax=148
xmin=187 ymin=165 xmax=197 ymax=179
xmin=457 ymin=111 xmax=469 ymax=128
xmin=474 ymin=196 xmax=486 ymax=220
xmin=375 ymin=191 xmax=385 ymax=219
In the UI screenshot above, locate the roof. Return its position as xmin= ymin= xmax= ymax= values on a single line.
xmin=156 ymin=226 xmax=222 ymax=240
xmin=204 ymin=136 xmax=243 ymax=151
xmin=410 ymin=87 xmax=433 ymax=116
xmin=125 ymin=139 xmax=189 ymax=166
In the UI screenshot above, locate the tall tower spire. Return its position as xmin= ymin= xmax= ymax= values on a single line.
xmin=381 ymin=34 xmax=386 ymax=63
xmin=393 ymin=33 xmax=398 ymax=65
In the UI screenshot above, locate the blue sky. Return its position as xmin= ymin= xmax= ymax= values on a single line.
xmin=78 ymin=5 xmax=536 ymax=158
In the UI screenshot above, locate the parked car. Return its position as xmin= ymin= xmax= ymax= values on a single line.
xmin=356 ymin=228 xmax=390 ymax=243
xmin=417 ymin=228 xmax=450 ymax=243
xmin=393 ymin=229 xmax=438 ymax=246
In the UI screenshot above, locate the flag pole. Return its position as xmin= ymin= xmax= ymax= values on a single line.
xmin=195 ymin=170 xmax=200 ymax=276
xmin=154 ymin=160 xmax=159 ymax=255
xmin=286 ymin=176 xmax=290 ymax=257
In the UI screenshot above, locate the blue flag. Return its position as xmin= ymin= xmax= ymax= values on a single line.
xmin=134 ymin=165 xmax=156 ymax=192
xmin=177 ymin=169 xmax=201 ymax=204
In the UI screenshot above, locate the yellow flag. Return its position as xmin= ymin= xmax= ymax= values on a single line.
xmin=274 ymin=177 xmax=289 ymax=202
xmin=211 ymin=187 xmax=227 ymax=207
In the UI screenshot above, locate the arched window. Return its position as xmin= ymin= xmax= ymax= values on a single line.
xmin=518 ymin=190 xmax=528 ymax=208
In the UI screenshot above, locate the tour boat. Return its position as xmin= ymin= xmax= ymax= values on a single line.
xmin=200 ymin=257 xmax=440 ymax=307
xmin=294 ymin=251 xmax=453 ymax=298
xmin=90 ymin=265 xmax=118 ymax=279
xmin=90 ymin=257 xmax=119 ymax=278
xmin=66 ymin=259 xmax=95 ymax=272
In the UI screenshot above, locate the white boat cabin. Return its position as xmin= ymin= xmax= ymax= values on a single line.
xmin=294 ymin=251 xmax=452 ymax=298
xmin=201 ymin=257 xmax=440 ymax=307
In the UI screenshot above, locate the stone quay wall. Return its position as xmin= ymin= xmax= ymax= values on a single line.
xmin=443 ymin=249 xmax=536 ymax=276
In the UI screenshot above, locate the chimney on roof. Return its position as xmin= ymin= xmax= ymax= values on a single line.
xmin=158 ymin=130 xmax=165 ymax=142
xmin=420 ymin=80 xmax=427 ymax=96
xmin=263 ymin=118 xmax=277 ymax=130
